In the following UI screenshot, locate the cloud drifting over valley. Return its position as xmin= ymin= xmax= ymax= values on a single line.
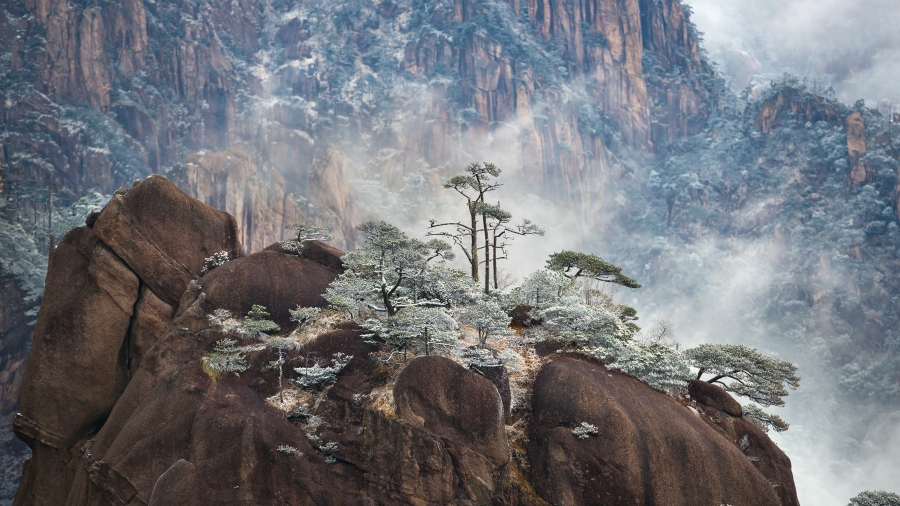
xmin=686 ymin=0 xmax=900 ymax=105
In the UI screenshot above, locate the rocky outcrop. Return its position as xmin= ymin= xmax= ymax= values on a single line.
xmin=846 ymin=112 xmax=872 ymax=185
xmin=528 ymin=357 xmax=797 ymax=506
xmin=688 ymin=384 xmax=800 ymax=506
xmin=395 ymin=356 xmax=509 ymax=466
xmin=750 ymin=88 xmax=899 ymax=204
xmin=688 ymin=379 xmax=742 ymax=417
xmin=754 ymin=87 xmax=844 ymax=135
xmin=12 ymin=176 xmax=245 ymax=506
xmin=198 ymin=249 xmax=340 ymax=328
xmin=92 ymin=175 xmax=244 ymax=305
xmin=16 ymin=227 xmax=138 ymax=449
xmin=128 ymin=285 xmax=175 ymax=378
xmin=11 ymin=185 xmax=800 ymax=505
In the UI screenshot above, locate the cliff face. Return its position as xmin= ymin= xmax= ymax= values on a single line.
xmin=0 ymin=276 xmax=30 ymax=446
xmin=0 ymin=0 xmax=711 ymax=485
xmin=11 ymin=176 xmax=799 ymax=505
xmin=1 ymin=0 xmax=714 ymax=233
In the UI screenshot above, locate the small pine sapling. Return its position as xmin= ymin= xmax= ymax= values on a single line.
xmin=267 ymin=336 xmax=297 ymax=405
xmin=572 ymin=422 xmax=599 ymax=439
xmin=294 ymin=353 xmax=353 ymax=389
xmin=738 ymin=435 xmax=760 ymax=462
xmin=306 ymin=433 xmax=340 ymax=464
xmin=203 ymin=338 xmax=248 ymax=375
xmin=201 ymin=251 xmax=230 ymax=275
xmin=243 ymin=304 xmax=281 ymax=339
xmin=281 ymin=222 xmax=334 ymax=253
xmin=290 ymin=306 xmax=322 ymax=329
xmin=276 ymin=444 xmax=299 ymax=455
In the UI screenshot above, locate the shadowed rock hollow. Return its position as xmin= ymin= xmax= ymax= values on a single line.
xmin=11 ymin=177 xmax=799 ymax=505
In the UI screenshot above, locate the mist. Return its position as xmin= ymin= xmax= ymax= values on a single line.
xmin=685 ymin=0 xmax=900 ymax=106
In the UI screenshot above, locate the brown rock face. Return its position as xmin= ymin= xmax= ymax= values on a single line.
xmin=199 ymin=249 xmax=340 ymax=328
xmin=128 ymin=285 xmax=175 ymax=377
xmin=528 ymin=357 xmax=787 ymax=506
xmin=393 ymin=356 xmax=510 ymax=504
xmin=695 ymin=405 xmax=801 ymax=506
xmin=847 ymin=112 xmax=872 ymax=184
xmin=93 ymin=175 xmax=244 ymax=305
xmin=16 ymin=227 xmax=137 ymax=448
xmin=11 ymin=187 xmax=800 ymax=505
xmin=394 ymin=356 xmax=509 ymax=467
xmin=688 ymin=379 xmax=742 ymax=417
xmin=523 ymin=0 xmax=650 ymax=148
xmin=13 ymin=226 xmax=138 ymax=506
xmin=298 ymin=240 xmax=346 ymax=271
xmin=6 ymin=0 xmax=715 ymax=243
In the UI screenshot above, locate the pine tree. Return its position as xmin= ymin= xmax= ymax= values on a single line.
xmin=686 ymin=343 xmax=800 ymax=432
xmin=280 ymin=222 xmax=334 ymax=253
xmin=329 ymin=221 xmax=454 ymax=317
xmin=547 ymin=250 xmax=641 ymax=289
xmin=848 ymin=491 xmax=900 ymax=506
xmin=243 ymin=304 xmax=281 ymax=339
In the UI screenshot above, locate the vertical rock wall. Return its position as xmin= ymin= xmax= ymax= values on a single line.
xmin=2 ymin=0 xmax=716 ymax=222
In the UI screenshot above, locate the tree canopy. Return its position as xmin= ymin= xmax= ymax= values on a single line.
xmin=685 ymin=343 xmax=800 ymax=407
xmin=429 ymin=162 xmax=542 ymax=292
xmin=327 ymin=220 xmax=456 ymax=316
xmin=362 ymin=306 xmax=458 ymax=361
xmin=280 ymin=222 xmax=334 ymax=253
xmin=243 ymin=304 xmax=281 ymax=339
xmin=546 ymin=250 xmax=641 ymax=289
xmin=848 ymin=491 xmax=900 ymax=506
xmin=742 ymin=403 xmax=790 ymax=433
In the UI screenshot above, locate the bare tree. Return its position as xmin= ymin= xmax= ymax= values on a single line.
xmin=428 ymin=162 xmax=502 ymax=283
xmin=430 ymin=163 xmax=542 ymax=292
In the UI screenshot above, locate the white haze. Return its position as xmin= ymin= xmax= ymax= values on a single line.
xmin=652 ymin=4 xmax=900 ymax=500
xmin=349 ymin=110 xmax=900 ymax=506
xmin=611 ymin=233 xmax=900 ymax=506
xmin=243 ymin=1 xmax=900 ymax=502
xmin=685 ymin=0 xmax=900 ymax=106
